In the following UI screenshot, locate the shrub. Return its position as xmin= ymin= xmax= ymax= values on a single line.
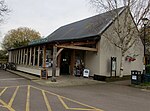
xmin=146 ymin=64 xmax=150 ymax=74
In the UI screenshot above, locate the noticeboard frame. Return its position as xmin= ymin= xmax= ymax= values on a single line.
xmin=111 ymin=57 xmax=117 ymax=77
xmin=40 ymin=68 xmax=48 ymax=79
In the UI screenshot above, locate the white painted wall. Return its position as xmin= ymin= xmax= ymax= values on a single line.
xmin=16 ymin=65 xmax=60 ymax=76
xmin=85 ymin=42 xmax=100 ymax=76
xmin=99 ymin=10 xmax=144 ymax=77
xmin=85 ymin=9 xmax=144 ymax=77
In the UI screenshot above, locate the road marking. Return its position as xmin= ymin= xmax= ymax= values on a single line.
xmin=60 ymin=96 xmax=103 ymax=111
xmin=26 ymin=85 xmax=30 ymax=111
xmin=0 ymin=99 xmax=15 ymax=111
xmin=67 ymin=108 xmax=101 ymax=110
xmin=31 ymin=85 xmax=58 ymax=96
xmin=8 ymin=86 xmax=19 ymax=107
xmin=31 ymin=85 xmax=103 ymax=111
xmin=0 ymin=85 xmax=28 ymax=89
xmin=0 ymin=78 xmax=24 ymax=81
xmin=42 ymin=90 xmax=52 ymax=111
xmin=0 ymin=85 xmax=104 ymax=111
xmin=58 ymin=95 xmax=69 ymax=109
xmin=0 ymin=87 xmax=7 ymax=96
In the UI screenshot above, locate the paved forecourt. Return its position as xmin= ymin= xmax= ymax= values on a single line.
xmin=0 ymin=85 xmax=103 ymax=111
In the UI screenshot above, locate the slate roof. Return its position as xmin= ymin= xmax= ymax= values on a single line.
xmin=28 ymin=6 xmax=126 ymax=46
xmin=46 ymin=6 xmax=126 ymax=43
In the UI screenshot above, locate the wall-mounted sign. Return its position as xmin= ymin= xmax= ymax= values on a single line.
xmin=111 ymin=57 xmax=117 ymax=77
xmin=111 ymin=57 xmax=116 ymax=71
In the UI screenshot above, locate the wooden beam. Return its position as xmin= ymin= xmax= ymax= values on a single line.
xmin=56 ymin=48 xmax=64 ymax=57
xmin=57 ymin=41 xmax=96 ymax=46
xmin=57 ymin=45 xmax=98 ymax=52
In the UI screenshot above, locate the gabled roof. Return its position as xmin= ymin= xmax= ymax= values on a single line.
xmin=46 ymin=6 xmax=126 ymax=43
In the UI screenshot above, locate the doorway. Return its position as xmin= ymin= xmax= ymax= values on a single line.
xmin=60 ymin=50 xmax=71 ymax=75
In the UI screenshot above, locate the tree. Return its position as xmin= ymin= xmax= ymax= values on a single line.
xmin=89 ymin=0 xmax=150 ymax=77
xmin=2 ymin=27 xmax=41 ymax=50
xmin=0 ymin=49 xmax=7 ymax=59
xmin=141 ymin=24 xmax=150 ymax=54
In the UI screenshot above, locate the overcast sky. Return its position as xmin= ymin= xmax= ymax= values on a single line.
xmin=0 ymin=0 xmax=97 ymax=48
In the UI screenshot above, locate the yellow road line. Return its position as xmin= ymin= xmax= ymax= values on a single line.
xmin=0 ymin=99 xmax=15 ymax=111
xmin=8 ymin=86 xmax=19 ymax=107
xmin=30 ymin=85 xmax=58 ymax=96
xmin=67 ymin=108 xmax=100 ymax=110
xmin=0 ymin=87 xmax=7 ymax=96
xmin=31 ymin=85 xmax=103 ymax=111
xmin=42 ymin=90 xmax=52 ymax=111
xmin=57 ymin=95 xmax=69 ymax=109
xmin=26 ymin=85 xmax=30 ymax=111
xmin=60 ymin=96 xmax=103 ymax=111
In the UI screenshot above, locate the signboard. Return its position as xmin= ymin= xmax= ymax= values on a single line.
xmin=132 ymin=75 xmax=137 ymax=80
xmin=111 ymin=57 xmax=117 ymax=77
xmin=41 ymin=69 xmax=48 ymax=79
xmin=83 ymin=69 xmax=90 ymax=77
xmin=111 ymin=57 xmax=116 ymax=71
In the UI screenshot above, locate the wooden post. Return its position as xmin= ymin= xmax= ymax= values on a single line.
xmin=13 ymin=51 xmax=15 ymax=63
xmin=70 ymin=50 xmax=75 ymax=75
xmin=8 ymin=51 xmax=12 ymax=62
xmin=17 ymin=50 xmax=20 ymax=64
xmin=15 ymin=50 xmax=18 ymax=64
xmin=23 ymin=49 xmax=25 ymax=65
xmin=33 ymin=47 xmax=36 ymax=66
xmin=26 ymin=48 xmax=28 ymax=65
xmin=14 ymin=51 xmax=16 ymax=63
xmin=43 ymin=46 xmax=46 ymax=68
xmin=11 ymin=51 xmax=13 ymax=62
xmin=51 ymin=45 xmax=57 ymax=82
xmin=37 ymin=46 xmax=40 ymax=67
xmin=20 ymin=49 xmax=23 ymax=64
xmin=29 ymin=47 xmax=32 ymax=65
xmin=57 ymin=52 xmax=61 ymax=68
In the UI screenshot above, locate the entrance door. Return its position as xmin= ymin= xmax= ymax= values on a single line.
xmin=60 ymin=50 xmax=71 ymax=75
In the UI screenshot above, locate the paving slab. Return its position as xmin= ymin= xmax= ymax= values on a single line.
xmin=6 ymin=70 xmax=105 ymax=87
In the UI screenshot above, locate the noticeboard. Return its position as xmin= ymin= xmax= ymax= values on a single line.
xmin=111 ymin=57 xmax=117 ymax=77
xmin=111 ymin=57 xmax=116 ymax=71
xmin=83 ymin=69 xmax=90 ymax=77
xmin=41 ymin=69 xmax=48 ymax=79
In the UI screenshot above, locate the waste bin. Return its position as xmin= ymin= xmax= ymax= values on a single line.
xmin=131 ymin=70 xmax=141 ymax=85
xmin=144 ymin=74 xmax=150 ymax=82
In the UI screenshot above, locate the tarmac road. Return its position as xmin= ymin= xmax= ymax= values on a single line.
xmin=0 ymin=70 xmax=150 ymax=111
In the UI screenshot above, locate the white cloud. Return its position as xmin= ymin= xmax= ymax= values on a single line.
xmin=0 ymin=0 xmax=97 ymax=48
